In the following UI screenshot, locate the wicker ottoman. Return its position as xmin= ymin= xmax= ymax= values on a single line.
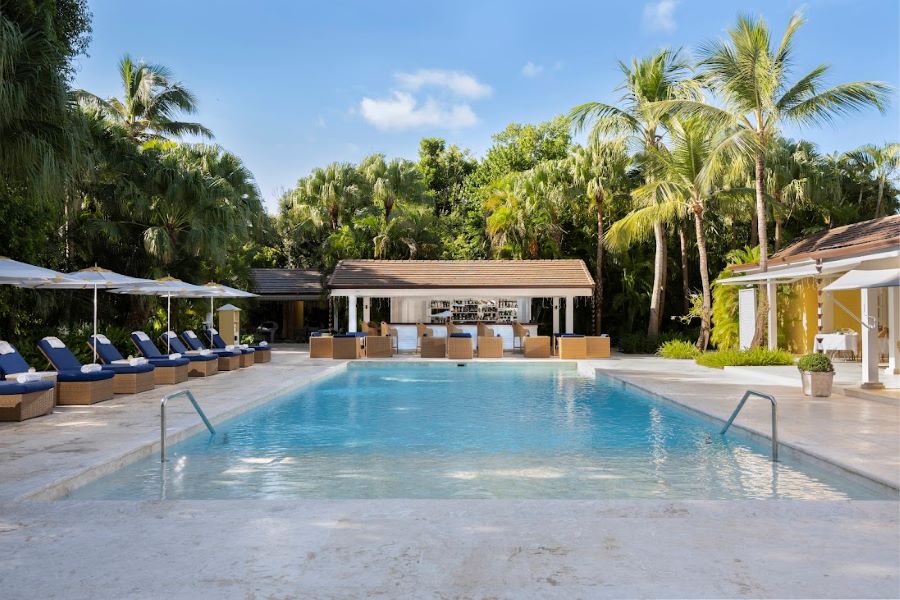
xmin=365 ymin=336 xmax=394 ymax=358
xmin=332 ymin=337 xmax=364 ymax=359
xmin=523 ymin=336 xmax=551 ymax=358
xmin=420 ymin=337 xmax=447 ymax=358
xmin=558 ymin=336 xmax=587 ymax=359
xmin=477 ymin=336 xmax=504 ymax=358
xmin=309 ymin=337 xmax=333 ymax=358
xmin=586 ymin=336 xmax=611 ymax=358
xmin=447 ymin=337 xmax=473 ymax=360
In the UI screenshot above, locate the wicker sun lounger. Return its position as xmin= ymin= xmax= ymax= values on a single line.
xmin=85 ymin=335 xmax=156 ymax=394
xmin=181 ymin=330 xmax=241 ymax=370
xmin=160 ymin=332 xmax=219 ymax=377
xmin=0 ymin=379 xmax=55 ymax=421
xmin=37 ymin=337 xmax=115 ymax=404
xmin=129 ymin=332 xmax=191 ymax=385
xmin=207 ymin=328 xmax=255 ymax=367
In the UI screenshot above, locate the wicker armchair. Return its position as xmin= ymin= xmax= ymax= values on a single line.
xmin=416 ymin=323 xmax=434 ymax=353
xmin=512 ymin=322 xmax=531 ymax=350
xmin=380 ymin=321 xmax=400 ymax=352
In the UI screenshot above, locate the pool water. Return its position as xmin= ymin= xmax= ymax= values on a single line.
xmin=67 ymin=363 xmax=886 ymax=500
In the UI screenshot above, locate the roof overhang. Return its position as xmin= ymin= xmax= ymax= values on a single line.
xmin=253 ymin=294 xmax=323 ymax=301
xmin=718 ymin=249 xmax=900 ymax=285
xmin=823 ymin=268 xmax=900 ymax=291
xmin=329 ymin=287 xmax=594 ymax=298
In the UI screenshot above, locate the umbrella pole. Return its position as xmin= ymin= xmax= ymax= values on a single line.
xmin=210 ymin=296 xmax=214 ymax=329
xmin=167 ymin=294 xmax=171 ymax=353
xmin=92 ymin=284 xmax=98 ymax=362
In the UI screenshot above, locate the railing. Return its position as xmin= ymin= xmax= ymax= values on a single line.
xmin=160 ymin=390 xmax=215 ymax=462
xmin=720 ymin=389 xmax=778 ymax=461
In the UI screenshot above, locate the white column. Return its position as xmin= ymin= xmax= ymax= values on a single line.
xmin=362 ymin=297 xmax=371 ymax=324
xmin=565 ymin=296 xmax=574 ymax=334
xmin=552 ymin=297 xmax=560 ymax=334
xmin=888 ymin=286 xmax=899 ymax=374
xmin=766 ymin=280 xmax=777 ymax=350
xmin=347 ymin=295 xmax=358 ymax=333
xmin=860 ymin=288 xmax=882 ymax=389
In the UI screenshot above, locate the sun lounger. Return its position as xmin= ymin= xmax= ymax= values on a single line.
xmin=181 ymin=330 xmax=242 ymax=370
xmin=586 ymin=336 xmax=611 ymax=359
xmin=0 ymin=342 xmax=56 ymax=421
xmin=557 ymin=334 xmax=587 ymax=359
xmin=83 ymin=334 xmax=156 ymax=394
xmin=129 ymin=331 xmax=191 ymax=384
xmin=309 ymin=333 xmax=333 ymax=358
xmin=206 ymin=328 xmax=255 ymax=367
xmin=332 ymin=333 xmax=366 ymax=359
xmin=447 ymin=333 xmax=473 ymax=360
xmin=523 ymin=336 xmax=551 ymax=358
xmin=37 ymin=337 xmax=115 ymax=404
xmin=365 ymin=336 xmax=394 ymax=358
xmin=420 ymin=336 xmax=446 ymax=358
xmin=160 ymin=332 xmax=219 ymax=377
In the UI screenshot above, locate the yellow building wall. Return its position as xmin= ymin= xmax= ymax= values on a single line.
xmin=779 ymin=280 xmax=862 ymax=354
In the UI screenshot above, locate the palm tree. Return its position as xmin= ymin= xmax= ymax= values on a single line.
xmin=290 ymin=163 xmax=363 ymax=231
xmin=78 ymin=54 xmax=212 ymax=142
xmin=361 ymin=155 xmax=425 ymax=223
xmin=569 ymin=49 xmax=698 ymax=336
xmin=655 ymin=12 xmax=890 ymax=346
xmin=570 ymin=140 xmax=630 ymax=334
xmin=622 ymin=118 xmax=736 ymax=350
xmin=764 ymin=138 xmax=819 ymax=250
xmin=845 ymin=143 xmax=900 ymax=217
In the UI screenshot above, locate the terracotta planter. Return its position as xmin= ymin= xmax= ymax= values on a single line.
xmin=800 ymin=370 xmax=834 ymax=397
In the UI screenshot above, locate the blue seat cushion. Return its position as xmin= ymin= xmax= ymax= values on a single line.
xmin=0 ymin=380 xmax=54 ymax=394
xmin=147 ymin=357 xmax=191 ymax=368
xmin=559 ymin=334 xmax=584 ymax=338
xmin=101 ymin=364 xmax=155 ymax=374
xmin=450 ymin=333 xmax=472 ymax=338
xmin=185 ymin=354 xmax=218 ymax=363
xmin=56 ymin=369 xmax=115 ymax=383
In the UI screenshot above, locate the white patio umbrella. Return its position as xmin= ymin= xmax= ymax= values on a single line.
xmin=111 ymin=276 xmax=209 ymax=352
xmin=198 ymin=282 xmax=258 ymax=328
xmin=32 ymin=267 xmax=155 ymax=361
xmin=0 ymin=256 xmax=73 ymax=284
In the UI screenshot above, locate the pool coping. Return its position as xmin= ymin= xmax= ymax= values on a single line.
xmin=590 ymin=368 xmax=899 ymax=496
xmin=21 ymin=362 xmax=349 ymax=501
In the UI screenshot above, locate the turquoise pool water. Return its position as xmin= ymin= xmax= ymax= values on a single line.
xmin=67 ymin=363 xmax=885 ymax=500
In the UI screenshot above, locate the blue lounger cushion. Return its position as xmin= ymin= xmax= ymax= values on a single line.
xmin=0 ymin=379 xmax=54 ymax=395
xmin=38 ymin=337 xmax=115 ymax=383
xmin=0 ymin=342 xmax=33 ymax=377
xmin=89 ymin=335 xmax=155 ymax=374
xmin=159 ymin=332 xmax=218 ymax=362
xmin=207 ymin=329 xmax=255 ymax=354
xmin=101 ymin=363 xmax=154 ymax=375
xmin=56 ymin=369 xmax=114 ymax=383
xmin=181 ymin=331 xmax=240 ymax=356
xmin=130 ymin=332 xmax=190 ymax=367
xmin=450 ymin=333 xmax=472 ymax=338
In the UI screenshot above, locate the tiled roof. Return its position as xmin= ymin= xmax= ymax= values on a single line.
xmin=249 ymin=268 xmax=323 ymax=298
xmin=328 ymin=260 xmax=595 ymax=289
xmin=733 ymin=215 xmax=900 ymax=271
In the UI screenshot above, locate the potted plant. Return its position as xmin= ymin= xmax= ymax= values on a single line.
xmin=797 ymin=352 xmax=835 ymax=397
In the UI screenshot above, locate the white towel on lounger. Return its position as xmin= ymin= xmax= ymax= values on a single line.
xmin=80 ymin=363 xmax=102 ymax=373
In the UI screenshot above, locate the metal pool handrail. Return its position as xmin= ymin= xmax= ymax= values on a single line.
xmin=720 ymin=389 xmax=778 ymax=462
xmin=160 ymin=390 xmax=215 ymax=462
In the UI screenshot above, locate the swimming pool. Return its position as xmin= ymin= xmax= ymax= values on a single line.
xmin=66 ymin=363 xmax=886 ymax=500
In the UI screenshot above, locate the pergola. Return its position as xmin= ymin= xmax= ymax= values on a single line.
xmin=328 ymin=259 xmax=595 ymax=337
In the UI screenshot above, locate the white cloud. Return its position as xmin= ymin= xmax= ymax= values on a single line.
xmin=521 ymin=62 xmax=544 ymax=78
xmin=642 ymin=0 xmax=677 ymax=33
xmin=394 ymin=69 xmax=492 ymax=99
xmin=359 ymin=92 xmax=478 ymax=131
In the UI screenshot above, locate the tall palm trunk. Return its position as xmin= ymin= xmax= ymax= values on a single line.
xmin=875 ymin=177 xmax=885 ymax=217
xmin=749 ymin=211 xmax=759 ymax=247
xmin=750 ymin=151 xmax=770 ymax=348
xmin=595 ymin=191 xmax=604 ymax=334
xmin=693 ymin=201 xmax=711 ymax=351
xmin=648 ymin=221 xmax=667 ymax=337
xmin=773 ymin=190 xmax=783 ymax=251
xmin=678 ymin=223 xmax=690 ymax=314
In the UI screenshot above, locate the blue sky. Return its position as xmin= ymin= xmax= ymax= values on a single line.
xmin=74 ymin=0 xmax=899 ymax=212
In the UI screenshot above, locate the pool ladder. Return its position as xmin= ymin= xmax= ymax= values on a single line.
xmin=160 ymin=390 xmax=215 ymax=462
xmin=721 ymin=390 xmax=778 ymax=462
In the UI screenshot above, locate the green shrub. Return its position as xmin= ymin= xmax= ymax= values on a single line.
xmin=797 ymin=352 xmax=833 ymax=372
xmin=695 ymin=347 xmax=794 ymax=369
xmin=619 ymin=331 xmax=691 ymax=354
xmin=657 ymin=340 xmax=699 ymax=359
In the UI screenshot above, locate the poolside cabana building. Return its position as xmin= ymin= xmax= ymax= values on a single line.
xmin=249 ymin=268 xmax=326 ymax=341
xmin=328 ymin=259 xmax=595 ymax=351
xmin=722 ymin=215 xmax=900 ymax=389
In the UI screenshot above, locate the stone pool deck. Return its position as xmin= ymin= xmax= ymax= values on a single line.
xmin=0 ymin=347 xmax=898 ymax=599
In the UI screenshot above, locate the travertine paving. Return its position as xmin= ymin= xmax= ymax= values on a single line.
xmin=0 ymin=348 xmax=897 ymax=599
